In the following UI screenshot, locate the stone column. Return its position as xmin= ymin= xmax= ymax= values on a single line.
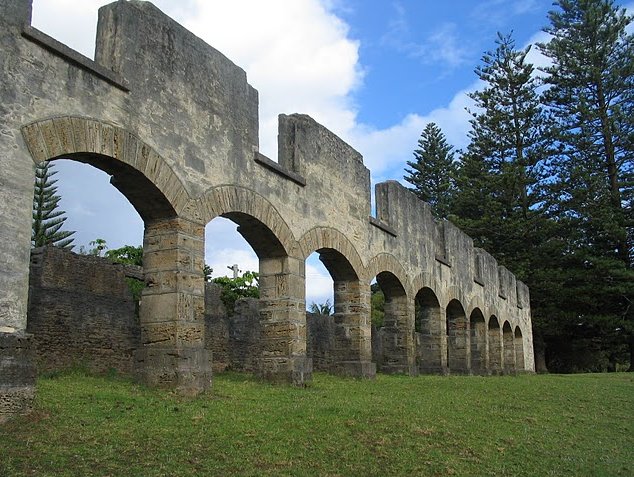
xmin=258 ymin=255 xmax=312 ymax=385
xmin=331 ymin=280 xmax=376 ymax=378
xmin=0 ymin=332 xmax=36 ymax=424
xmin=380 ymin=296 xmax=416 ymax=375
xmin=136 ymin=217 xmax=212 ymax=395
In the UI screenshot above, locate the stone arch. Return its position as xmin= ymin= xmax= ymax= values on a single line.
xmin=514 ymin=326 xmax=525 ymax=372
xmin=365 ymin=254 xmax=413 ymax=374
xmin=469 ymin=308 xmax=486 ymax=374
xmin=199 ymin=185 xmax=299 ymax=258
xmin=21 ymin=116 xmax=190 ymax=221
xmin=299 ymin=227 xmax=374 ymax=378
xmin=488 ymin=315 xmax=502 ymax=374
xmin=299 ymin=227 xmax=365 ymax=278
xmin=364 ymin=253 xmax=410 ymax=293
xmin=199 ymin=185 xmax=309 ymax=384
xmin=503 ymin=321 xmax=515 ymax=373
xmin=21 ymin=116 xmax=211 ymax=395
xmin=446 ymin=299 xmax=468 ymax=374
xmin=414 ymin=286 xmax=443 ymax=374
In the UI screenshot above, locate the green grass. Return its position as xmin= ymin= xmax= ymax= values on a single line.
xmin=2 ymin=372 xmax=633 ymax=477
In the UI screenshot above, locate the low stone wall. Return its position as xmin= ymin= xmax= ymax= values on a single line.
xmin=204 ymin=283 xmax=262 ymax=373
xmin=27 ymin=247 xmax=141 ymax=375
xmin=25 ymin=247 xmax=380 ymax=378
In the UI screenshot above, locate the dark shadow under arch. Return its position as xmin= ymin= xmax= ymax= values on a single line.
xmin=469 ymin=308 xmax=486 ymax=374
xmin=488 ymin=316 xmax=502 ymax=373
xmin=415 ymin=287 xmax=443 ymax=373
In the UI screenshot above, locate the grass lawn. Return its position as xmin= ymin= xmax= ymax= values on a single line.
xmin=1 ymin=371 xmax=632 ymax=476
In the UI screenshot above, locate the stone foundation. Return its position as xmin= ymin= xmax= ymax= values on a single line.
xmin=0 ymin=331 xmax=36 ymax=424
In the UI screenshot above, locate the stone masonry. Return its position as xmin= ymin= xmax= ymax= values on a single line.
xmin=0 ymin=0 xmax=534 ymax=421
xmin=27 ymin=247 xmax=141 ymax=375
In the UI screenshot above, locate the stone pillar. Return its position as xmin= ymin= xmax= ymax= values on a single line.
xmin=258 ymin=255 xmax=312 ymax=385
xmin=0 ymin=0 xmax=37 ymax=420
xmin=331 ymin=280 xmax=376 ymax=378
xmin=380 ymin=296 xmax=416 ymax=375
xmin=0 ymin=331 xmax=36 ymax=424
xmin=136 ymin=217 xmax=212 ymax=395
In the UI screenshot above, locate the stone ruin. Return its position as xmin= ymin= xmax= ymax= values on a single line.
xmin=0 ymin=0 xmax=534 ymax=422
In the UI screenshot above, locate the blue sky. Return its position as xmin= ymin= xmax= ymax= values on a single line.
xmin=31 ymin=0 xmax=632 ymax=306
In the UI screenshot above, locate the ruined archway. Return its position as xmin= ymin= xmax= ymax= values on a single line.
xmin=299 ymin=228 xmax=375 ymax=378
xmin=469 ymin=308 xmax=486 ymax=374
xmin=446 ymin=299 xmax=468 ymax=374
xmin=514 ymin=326 xmax=525 ymax=372
xmin=366 ymin=254 xmax=414 ymax=375
xmin=200 ymin=186 xmax=310 ymax=385
xmin=503 ymin=321 xmax=515 ymax=373
xmin=414 ymin=287 xmax=443 ymax=374
xmin=21 ymin=116 xmax=211 ymax=395
xmin=488 ymin=316 xmax=502 ymax=374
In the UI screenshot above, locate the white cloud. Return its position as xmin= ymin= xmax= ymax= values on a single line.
xmin=182 ymin=0 xmax=362 ymax=157
xmin=305 ymin=258 xmax=334 ymax=307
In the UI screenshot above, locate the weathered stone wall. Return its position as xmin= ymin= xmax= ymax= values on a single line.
xmin=204 ymin=283 xmax=262 ymax=373
xmin=0 ymin=331 xmax=36 ymax=424
xmin=27 ymin=247 xmax=140 ymax=375
xmin=0 ymin=0 xmax=536 ymax=419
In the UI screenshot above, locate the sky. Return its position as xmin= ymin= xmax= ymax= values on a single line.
xmin=30 ymin=0 xmax=633 ymax=307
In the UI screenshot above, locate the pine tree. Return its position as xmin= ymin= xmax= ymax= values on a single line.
xmin=538 ymin=0 xmax=634 ymax=371
xmin=451 ymin=32 xmax=553 ymax=274
xmin=32 ymin=161 xmax=75 ymax=249
xmin=404 ymin=122 xmax=457 ymax=218
xmin=539 ymin=0 xmax=633 ymax=266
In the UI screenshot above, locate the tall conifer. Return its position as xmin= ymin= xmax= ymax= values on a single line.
xmin=451 ymin=32 xmax=552 ymax=274
xmin=32 ymin=161 xmax=75 ymax=249
xmin=404 ymin=122 xmax=457 ymax=218
xmin=538 ymin=0 xmax=634 ymax=370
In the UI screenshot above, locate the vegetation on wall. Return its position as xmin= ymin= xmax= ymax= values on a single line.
xmin=210 ymin=270 xmax=260 ymax=315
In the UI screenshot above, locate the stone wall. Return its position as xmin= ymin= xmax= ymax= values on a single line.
xmin=27 ymin=247 xmax=141 ymax=374
xmin=1 ymin=0 xmax=535 ymax=419
xmin=204 ymin=283 xmax=262 ymax=373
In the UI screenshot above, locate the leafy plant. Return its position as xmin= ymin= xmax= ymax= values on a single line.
xmin=309 ymin=300 xmax=333 ymax=315
xmin=211 ymin=270 xmax=259 ymax=314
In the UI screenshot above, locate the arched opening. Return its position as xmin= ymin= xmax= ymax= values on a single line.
xmin=24 ymin=138 xmax=212 ymax=394
xmin=27 ymin=159 xmax=144 ymax=376
xmin=308 ymin=246 xmax=374 ymax=378
xmin=514 ymin=326 xmax=525 ymax=372
xmin=503 ymin=321 xmax=516 ymax=373
xmin=372 ymin=271 xmax=412 ymax=374
xmin=488 ymin=316 xmax=502 ymax=374
xmin=446 ymin=299 xmax=468 ymax=374
xmin=469 ymin=308 xmax=486 ymax=375
xmin=206 ymin=211 xmax=309 ymax=385
xmin=203 ymin=217 xmax=258 ymax=375
xmin=304 ymin=253 xmax=334 ymax=372
xmin=414 ymin=287 xmax=443 ymax=374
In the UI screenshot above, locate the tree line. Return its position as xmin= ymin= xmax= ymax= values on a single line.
xmin=405 ymin=0 xmax=633 ymax=372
